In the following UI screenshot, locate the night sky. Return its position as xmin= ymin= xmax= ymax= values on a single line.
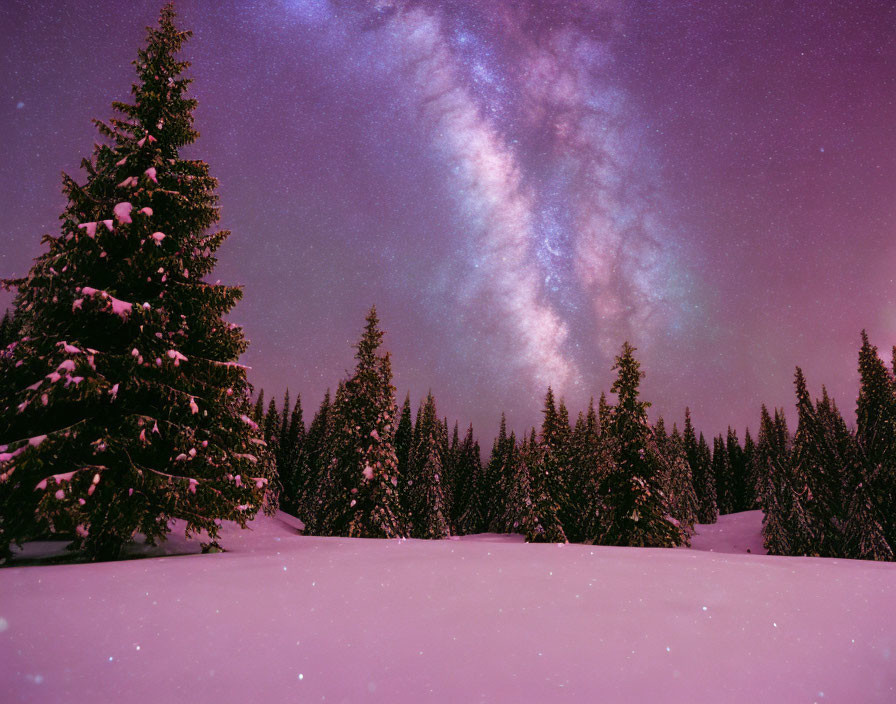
xmin=1 ymin=0 xmax=894 ymax=442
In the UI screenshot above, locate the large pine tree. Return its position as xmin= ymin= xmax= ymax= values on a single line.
xmin=0 ymin=5 xmax=274 ymax=561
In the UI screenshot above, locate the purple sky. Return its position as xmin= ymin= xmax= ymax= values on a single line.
xmin=1 ymin=0 xmax=894 ymax=442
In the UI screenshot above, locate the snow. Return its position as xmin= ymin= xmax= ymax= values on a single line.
xmin=113 ymin=202 xmax=133 ymax=224
xmin=2 ymin=511 xmax=894 ymax=703
xmin=687 ymin=509 xmax=768 ymax=555
xmin=79 ymin=287 xmax=133 ymax=318
xmin=77 ymin=222 xmax=97 ymax=238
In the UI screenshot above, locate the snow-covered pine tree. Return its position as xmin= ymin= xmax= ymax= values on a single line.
xmin=449 ymin=423 xmax=480 ymax=531
xmin=741 ymin=428 xmax=757 ymax=509
xmin=263 ymin=397 xmax=280 ymax=452
xmin=599 ymin=342 xmax=686 ymax=547
xmin=484 ymin=413 xmax=511 ymax=530
xmin=496 ymin=434 xmax=540 ymax=538
xmin=577 ymin=400 xmax=614 ymax=544
xmin=711 ymin=434 xmax=733 ymax=515
xmin=406 ymin=392 xmax=450 ymax=539
xmin=295 ymin=389 xmax=334 ymax=529
xmin=252 ymin=389 xmax=265 ymax=424
xmin=726 ymin=427 xmax=747 ymax=512
xmin=684 ymin=408 xmax=716 ymax=524
xmin=852 ymin=331 xmax=896 ymax=555
xmin=661 ymin=422 xmax=699 ymax=532
xmin=487 ymin=429 xmax=518 ymax=532
xmin=456 ymin=426 xmax=489 ymax=535
xmin=533 ymin=387 xmax=572 ymax=539
xmin=527 ymin=429 xmax=568 ymax=543
xmin=565 ymin=409 xmax=588 ymax=542
xmin=277 ymin=392 xmax=306 ymax=515
xmin=0 ymin=4 xmax=274 ymax=561
xmin=757 ymin=405 xmax=792 ymax=555
xmin=443 ymin=420 xmax=461 ymax=531
xmin=315 ymin=308 xmax=405 ymax=538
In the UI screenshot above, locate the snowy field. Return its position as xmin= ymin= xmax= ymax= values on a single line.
xmin=2 ymin=511 xmax=894 ymax=703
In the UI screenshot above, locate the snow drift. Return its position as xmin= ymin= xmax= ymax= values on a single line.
xmin=1 ymin=511 xmax=894 ymax=703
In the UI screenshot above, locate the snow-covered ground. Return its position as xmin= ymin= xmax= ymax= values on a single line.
xmin=2 ymin=511 xmax=894 ymax=703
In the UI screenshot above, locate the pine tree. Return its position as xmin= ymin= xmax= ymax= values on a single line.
xmin=598 ymin=342 xmax=686 ymax=547
xmin=484 ymin=413 xmax=511 ymax=530
xmin=313 ymin=308 xmax=404 ymax=538
xmin=252 ymin=389 xmax=265 ymax=424
xmin=757 ymin=405 xmax=793 ymax=555
xmin=661 ymin=422 xmax=699 ymax=531
xmin=0 ymin=5 xmax=274 ymax=561
xmin=726 ymin=427 xmax=747 ymax=512
xmin=444 ymin=421 xmax=461 ymax=531
xmin=849 ymin=332 xmax=896 ymax=557
xmin=493 ymin=436 xmax=529 ymax=535
xmin=684 ymin=409 xmax=716 ymax=523
xmin=456 ymin=425 xmax=489 ymax=535
xmin=296 ymin=389 xmax=333 ymax=529
xmin=278 ymin=393 xmax=305 ymax=515
xmin=711 ymin=434 xmax=733 ymax=515
xmin=406 ymin=392 xmax=450 ymax=539
xmin=450 ymin=424 xmax=480 ymax=531
xmin=526 ymin=432 xmax=567 ymax=543
xmin=742 ymin=428 xmax=757 ymax=509
xmin=578 ymin=400 xmax=614 ymax=544
xmin=532 ymin=387 xmax=572 ymax=541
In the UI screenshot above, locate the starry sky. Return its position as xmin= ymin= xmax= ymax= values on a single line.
xmin=1 ymin=0 xmax=895 ymax=442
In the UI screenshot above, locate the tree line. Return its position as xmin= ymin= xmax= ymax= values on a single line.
xmin=250 ymin=311 xmax=896 ymax=561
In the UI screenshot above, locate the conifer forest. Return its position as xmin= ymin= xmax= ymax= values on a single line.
xmin=1 ymin=3 xmax=894 ymax=703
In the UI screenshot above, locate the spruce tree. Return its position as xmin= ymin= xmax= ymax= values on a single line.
xmin=313 ymin=308 xmax=405 ymax=538
xmin=252 ymin=389 xmax=265 ymax=424
xmin=493 ymin=437 xmax=529 ymax=535
xmin=526 ymin=432 xmax=567 ymax=543
xmin=406 ymin=392 xmax=450 ymax=539
xmin=726 ymin=427 xmax=747 ymax=512
xmin=850 ymin=332 xmax=896 ymax=556
xmin=0 ymin=5 xmax=274 ymax=561
xmin=484 ymin=413 xmax=511 ymax=530
xmin=450 ymin=424 xmax=480 ymax=531
xmin=757 ymin=405 xmax=793 ymax=554
xmin=578 ymin=400 xmax=613 ymax=544
xmin=598 ymin=342 xmax=686 ymax=547
xmin=661 ymin=422 xmax=699 ymax=531
xmin=456 ymin=425 xmax=489 ymax=534
xmin=533 ymin=387 xmax=572 ymax=540
xmin=278 ymin=393 xmax=305 ymax=515
xmin=684 ymin=409 xmax=716 ymax=523
xmin=712 ymin=435 xmax=734 ymax=515
xmin=296 ymin=389 xmax=333 ymax=529
xmin=742 ymin=428 xmax=757 ymax=509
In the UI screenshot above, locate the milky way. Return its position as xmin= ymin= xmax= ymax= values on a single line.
xmin=1 ymin=0 xmax=894 ymax=440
